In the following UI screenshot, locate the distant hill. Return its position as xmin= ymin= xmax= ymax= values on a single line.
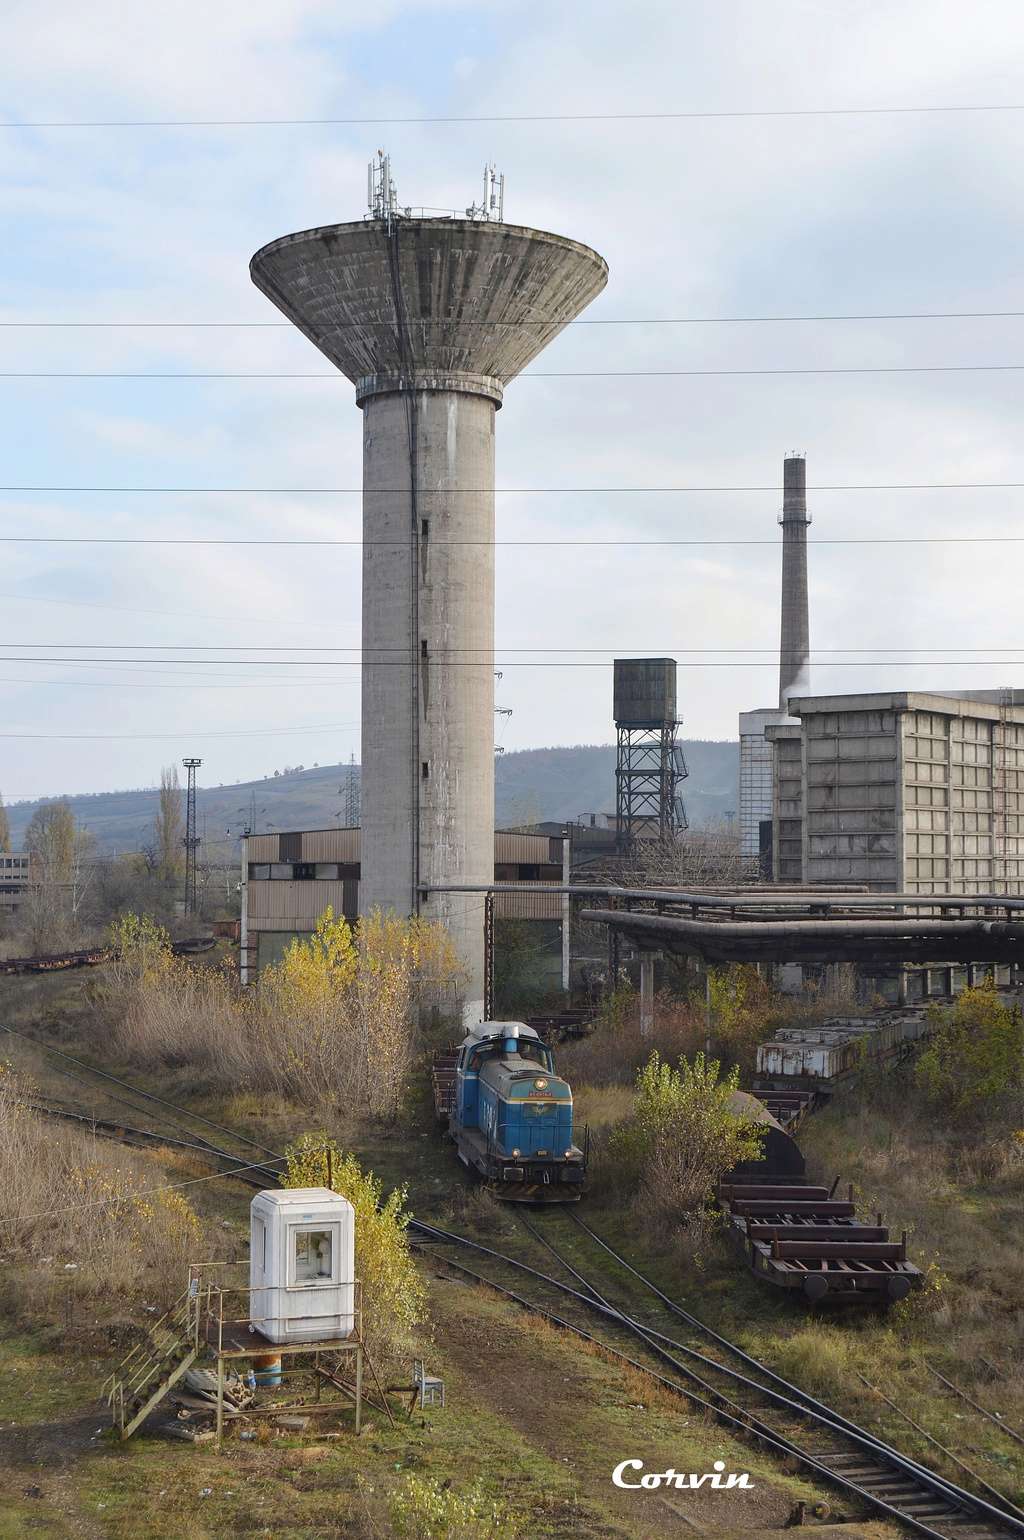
xmin=3 ymin=741 xmax=738 ymax=857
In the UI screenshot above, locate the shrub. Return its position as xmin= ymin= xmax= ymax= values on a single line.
xmin=916 ymin=984 xmax=1024 ymax=1117
xmin=559 ymin=988 xmax=706 ymax=1088
xmin=388 ymin=1474 xmax=523 ymax=1540
xmin=771 ymin=1327 xmax=857 ymax=1399
xmin=104 ymin=906 xmax=464 ymax=1121
xmin=608 ymin=1051 xmax=764 ymax=1225
xmin=282 ymin=1133 xmax=425 ymax=1372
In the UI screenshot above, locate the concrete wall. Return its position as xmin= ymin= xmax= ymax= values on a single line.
xmin=768 ymin=723 xmax=804 ymax=882
xmin=739 ymin=708 xmax=783 ymax=857
xmin=901 ymin=706 xmax=1024 ymax=895
xmin=781 ymin=691 xmax=1024 ymax=895
xmin=802 ymin=706 xmax=900 ymax=888
xmin=360 ymin=384 xmax=497 ymax=1017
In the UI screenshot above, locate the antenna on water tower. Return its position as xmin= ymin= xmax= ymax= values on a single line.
xmin=367 ymin=150 xmax=399 ymax=226
xmin=466 ymin=163 xmax=505 ymax=221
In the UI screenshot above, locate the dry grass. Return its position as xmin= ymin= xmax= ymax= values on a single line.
xmin=572 ymin=1082 xmax=634 ymax=1131
xmin=0 ymin=1066 xmax=226 ymax=1320
xmin=559 ymin=991 xmax=706 ymax=1087
xmin=794 ymin=1076 xmax=1024 ymax=1455
xmin=770 ymin=1326 xmax=859 ymax=1400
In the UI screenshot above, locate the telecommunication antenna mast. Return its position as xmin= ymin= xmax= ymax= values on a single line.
xmin=466 ymin=163 xmax=505 ymax=221
xmin=367 ymin=150 xmax=400 ymax=225
xmin=182 ymin=757 xmax=202 ymax=915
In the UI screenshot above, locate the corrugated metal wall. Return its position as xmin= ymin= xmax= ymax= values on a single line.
xmin=247 ymin=828 xmax=361 ymax=863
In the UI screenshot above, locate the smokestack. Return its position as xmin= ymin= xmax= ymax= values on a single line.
xmin=250 ymin=188 xmax=607 ymax=1022
xmin=779 ymin=453 xmax=811 ymax=711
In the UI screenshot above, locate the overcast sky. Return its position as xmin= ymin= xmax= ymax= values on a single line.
xmin=3 ymin=0 xmax=1024 ymax=803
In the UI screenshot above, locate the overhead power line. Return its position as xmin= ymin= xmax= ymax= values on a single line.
xmin=0 ymin=721 xmax=358 ymax=739
xmin=0 ymin=657 xmax=1020 ymax=672
xmin=6 ymin=481 xmax=1024 ymax=493
xmin=1 ymin=533 xmax=1023 ymax=548
xmin=4 ymin=643 xmax=1023 ymax=655
xmin=4 ymin=309 xmax=1024 ymax=326
xmin=7 ymin=364 xmax=1024 ymax=378
xmin=5 ymin=103 xmax=1024 ymax=127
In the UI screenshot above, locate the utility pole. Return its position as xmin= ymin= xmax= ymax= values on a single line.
xmin=182 ymin=758 xmax=202 ymax=917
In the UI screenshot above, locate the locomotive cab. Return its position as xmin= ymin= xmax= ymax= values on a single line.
xmin=450 ymin=1022 xmax=586 ymax=1201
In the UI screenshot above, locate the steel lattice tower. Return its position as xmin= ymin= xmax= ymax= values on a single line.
xmin=613 ymin=660 xmax=688 ymax=853
xmin=344 ymin=753 xmax=360 ymax=827
xmin=182 ymin=757 xmax=202 ymax=916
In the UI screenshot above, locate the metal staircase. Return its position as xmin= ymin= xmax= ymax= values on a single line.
xmin=103 ymin=1289 xmax=199 ymax=1440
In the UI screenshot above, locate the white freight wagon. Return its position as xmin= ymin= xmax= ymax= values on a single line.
xmin=249 ymin=1188 xmax=355 ymax=1344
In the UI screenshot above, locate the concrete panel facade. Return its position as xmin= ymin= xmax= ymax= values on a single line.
xmin=767 ymin=722 xmax=804 ymax=883
xmin=777 ymin=691 xmax=1024 ymax=894
xmin=739 ymin=707 xmax=784 ymax=858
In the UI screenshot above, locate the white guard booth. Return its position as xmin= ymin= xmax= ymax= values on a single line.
xmin=249 ymin=1187 xmax=355 ymax=1344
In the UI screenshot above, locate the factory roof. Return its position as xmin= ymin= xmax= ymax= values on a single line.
xmin=787 ymin=689 xmax=1024 ymax=724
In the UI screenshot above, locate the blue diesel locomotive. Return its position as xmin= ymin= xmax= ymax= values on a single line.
xmin=448 ymin=1021 xmax=587 ymax=1200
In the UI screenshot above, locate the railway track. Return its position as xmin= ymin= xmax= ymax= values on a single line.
xmin=10 ymin=1031 xmax=1023 ymax=1538
xmin=416 ymin=1210 xmax=1024 ymax=1540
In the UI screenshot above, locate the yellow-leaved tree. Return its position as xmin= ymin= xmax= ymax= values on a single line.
xmin=282 ymin=1132 xmax=425 ymax=1372
xmin=259 ymin=907 xmax=463 ymax=1119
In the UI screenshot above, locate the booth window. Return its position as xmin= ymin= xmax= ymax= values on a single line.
xmin=293 ymin=1226 xmax=333 ymax=1283
xmin=254 ymin=1217 xmax=266 ymax=1271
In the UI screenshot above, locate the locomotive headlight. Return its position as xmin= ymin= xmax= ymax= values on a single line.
xmin=534 ymin=1077 xmax=548 ymax=1089
xmin=511 ymin=1148 xmax=520 ymax=1158
xmin=564 ymin=1150 xmax=574 ymax=1159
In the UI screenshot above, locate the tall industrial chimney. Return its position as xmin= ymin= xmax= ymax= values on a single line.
xmin=250 ymin=174 xmax=607 ymax=1021
xmin=779 ymin=454 xmax=811 ymax=710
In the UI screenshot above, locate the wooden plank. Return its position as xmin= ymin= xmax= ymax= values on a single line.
xmin=772 ymin=1241 xmax=906 ymax=1260
xmin=731 ymin=1199 xmax=855 ymax=1217
xmin=721 ymin=1184 xmax=830 ymax=1201
xmin=121 ymin=1348 xmax=199 ymax=1441
xmin=747 ymin=1223 xmax=888 ymax=1243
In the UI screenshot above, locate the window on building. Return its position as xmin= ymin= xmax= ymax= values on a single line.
xmin=315 ymin=863 xmax=341 ymax=880
xmin=249 ymin=864 xmax=271 ymax=881
xmin=293 ymin=1226 xmax=334 ymax=1283
xmin=293 ymin=863 xmax=315 ymax=881
xmin=270 ymin=864 xmax=293 ymax=880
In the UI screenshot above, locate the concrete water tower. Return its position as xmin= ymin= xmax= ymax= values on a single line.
xmin=250 ymin=159 xmax=607 ymax=1020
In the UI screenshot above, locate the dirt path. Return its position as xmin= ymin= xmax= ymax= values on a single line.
xmin=429 ymin=1277 xmax=818 ymax=1539
xmin=0 ymin=1409 xmax=108 ymax=1539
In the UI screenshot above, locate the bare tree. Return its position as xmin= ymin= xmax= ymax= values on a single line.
xmin=0 ymin=795 xmax=9 ymax=853
xmin=22 ymin=801 xmax=96 ymax=951
xmin=590 ymin=818 xmax=758 ymax=891
xmin=153 ymin=766 xmax=185 ymax=885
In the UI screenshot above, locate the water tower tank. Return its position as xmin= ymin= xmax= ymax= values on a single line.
xmin=613 ymin=658 xmax=678 ymax=728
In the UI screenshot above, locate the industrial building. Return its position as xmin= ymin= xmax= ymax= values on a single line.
xmin=767 ymin=689 xmax=1024 ymax=895
xmin=0 ymin=853 xmax=33 ymax=915
xmin=249 ymin=158 xmax=607 ymax=1023
xmin=739 ymin=454 xmax=811 ymax=861
xmin=240 ymin=827 xmax=567 ymax=985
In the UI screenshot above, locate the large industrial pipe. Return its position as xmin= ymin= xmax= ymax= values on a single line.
xmin=251 ymin=213 xmax=607 ymax=1021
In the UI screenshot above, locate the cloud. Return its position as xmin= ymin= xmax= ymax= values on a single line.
xmin=1 ymin=0 xmax=1024 ymax=797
